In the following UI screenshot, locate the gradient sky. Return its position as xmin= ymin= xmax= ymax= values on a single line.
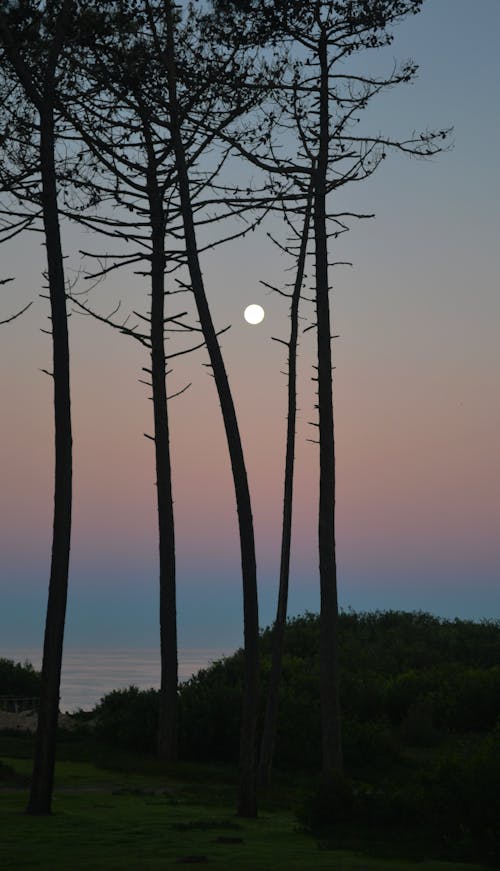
xmin=1 ymin=0 xmax=499 ymax=655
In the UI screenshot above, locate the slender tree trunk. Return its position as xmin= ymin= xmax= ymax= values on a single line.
xmin=26 ymin=108 xmax=73 ymax=815
xmin=147 ymin=165 xmax=178 ymax=761
xmin=314 ymin=30 xmax=343 ymax=778
xmin=258 ymin=191 xmax=313 ymax=790
xmin=164 ymin=1 xmax=259 ymax=817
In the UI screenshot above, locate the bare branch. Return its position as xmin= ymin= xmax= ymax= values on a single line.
xmin=0 ymin=300 xmax=32 ymax=325
xmin=167 ymin=382 xmax=192 ymax=400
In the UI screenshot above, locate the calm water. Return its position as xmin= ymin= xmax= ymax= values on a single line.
xmin=2 ymin=648 xmax=230 ymax=712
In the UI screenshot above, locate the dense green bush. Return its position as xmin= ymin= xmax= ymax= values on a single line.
xmin=399 ymin=698 xmax=439 ymax=747
xmin=299 ymin=733 xmax=500 ymax=865
xmin=0 ymin=658 xmax=40 ymax=698
xmin=342 ymin=717 xmax=399 ymax=767
xmin=178 ymin=653 xmax=244 ymax=762
xmin=385 ymin=669 xmax=436 ymax=725
xmin=93 ymin=686 xmax=159 ymax=753
xmin=381 ymin=662 xmax=500 ymax=736
xmin=427 ymin=732 xmax=500 ymax=862
xmin=91 ymin=611 xmax=500 ymax=767
xmin=299 ymin=770 xmax=355 ymax=831
xmin=178 ymin=645 xmax=320 ymax=767
xmin=338 ymin=610 xmax=500 ymax=673
xmin=448 ymin=666 xmax=500 ymax=732
xmin=0 ymin=760 xmax=18 ymax=780
xmin=341 ymin=671 xmax=387 ymax=723
xmin=269 ymin=653 xmax=320 ymax=768
xmin=260 ymin=612 xmax=317 ymax=660
xmin=177 ymin=611 xmax=500 ymax=765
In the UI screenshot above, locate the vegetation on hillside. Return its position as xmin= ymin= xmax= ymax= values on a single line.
xmin=0 ymin=658 xmax=41 ymax=699
xmin=93 ymin=611 xmax=500 ymax=761
xmin=2 ymin=610 xmax=499 ymax=864
xmin=87 ymin=611 xmax=500 ymax=866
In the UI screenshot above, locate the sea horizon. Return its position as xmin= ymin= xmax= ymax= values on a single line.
xmin=0 ymin=647 xmax=233 ymax=713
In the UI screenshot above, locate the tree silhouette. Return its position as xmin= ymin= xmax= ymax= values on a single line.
xmin=0 ymin=0 xmax=76 ymax=814
xmin=209 ymin=0 xmax=450 ymax=781
xmin=161 ymin=0 xmax=260 ymax=816
xmin=57 ymin=0 xmax=269 ymax=811
xmin=58 ymin=1 xmax=188 ymax=763
xmin=258 ymin=186 xmax=313 ymax=789
xmin=0 ymin=0 xmax=452 ymax=812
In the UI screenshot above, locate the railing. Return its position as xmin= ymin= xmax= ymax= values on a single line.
xmin=0 ymin=696 xmax=39 ymax=713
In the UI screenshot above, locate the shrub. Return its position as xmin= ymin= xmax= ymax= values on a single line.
xmin=343 ymin=717 xmax=399 ymax=768
xmin=88 ymin=611 xmax=500 ymax=770
xmin=94 ymin=686 xmax=159 ymax=753
xmin=0 ymin=760 xmax=18 ymax=780
xmin=400 ymin=698 xmax=439 ymax=747
xmin=298 ymin=769 xmax=355 ymax=832
xmin=341 ymin=671 xmax=387 ymax=723
xmin=422 ymin=733 xmax=500 ymax=862
xmin=271 ymin=654 xmax=320 ymax=768
xmin=178 ymin=654 xmax=243 ymax=762
xmin=298 ymin=733 xmax=500 ymax=865
xmin=385 ymin=669 xmax=438 ymax=725
xmin=0 ymin=658 xmax=40 ymax=698
xmin=451 ymin=666 xmax=500 ymax=732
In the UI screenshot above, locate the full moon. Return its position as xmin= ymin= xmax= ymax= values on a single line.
xmin=244 ymin=304 xmax=265 ymax=325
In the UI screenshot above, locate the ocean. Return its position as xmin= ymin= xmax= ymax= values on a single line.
xmin=1 ymin=648 xmax=230 ymax=712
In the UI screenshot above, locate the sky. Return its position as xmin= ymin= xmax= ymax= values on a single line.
xmin=1 ymin=0 xmax=499 ymax=656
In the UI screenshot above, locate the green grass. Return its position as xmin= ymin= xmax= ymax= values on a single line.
xmin=0 ymin=744 xmax=491 ymax=871
xmin=0 ymin=790 xmax=490 ymax=871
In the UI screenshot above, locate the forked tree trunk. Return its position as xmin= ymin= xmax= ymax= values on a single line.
xmin=26 ymin=108 xmax=73 ymax=815
xmin=258 ymin=190 xmax=313 ymax=790
xmin=147 ymin=164 xmax=178 ymax=761
xmin=314 ymin=29 xmax=343 ymax=777
xmin=164 ymin=1 xmax=259 ymax=817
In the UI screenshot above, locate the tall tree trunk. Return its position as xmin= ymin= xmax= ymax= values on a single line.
xmin=164 ymin=1 xmax=259 ymax=817
xmin=147 ymin=166 xmax=178 ymax=761
xmin=26 ymin=108 xmax=73 ymax=815
xmin=314 ymin=29 xmax=343 ymax=777
xmin=258 ymin=190 xmax=312 ymax=790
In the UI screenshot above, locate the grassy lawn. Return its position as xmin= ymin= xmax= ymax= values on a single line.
xmin=0 ymin=751 xmax=491 ymax=871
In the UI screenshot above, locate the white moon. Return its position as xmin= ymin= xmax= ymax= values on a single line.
xmin=244 ymin=304 xmax=265 ymax=325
